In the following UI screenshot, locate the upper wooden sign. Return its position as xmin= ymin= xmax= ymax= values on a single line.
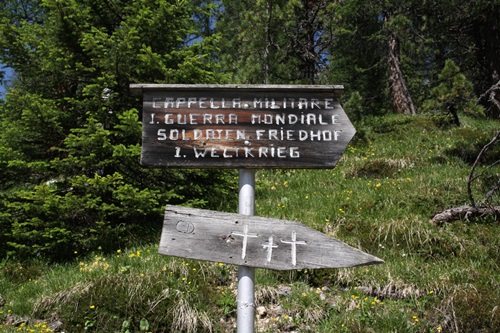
xmin=130 ymin=84 xmax=356 ymax=168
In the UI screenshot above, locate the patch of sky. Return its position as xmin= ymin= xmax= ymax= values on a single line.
xmin=0 ymin=65 xmax=14 ymax=99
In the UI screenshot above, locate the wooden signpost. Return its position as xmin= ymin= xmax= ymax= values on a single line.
xmin=160 ymin=205 xmax=383 ymax=270
xmin=130 ymin=84 xmax=355 ymax=169
xmin=131 ymin=84 xmax=382 ymax=333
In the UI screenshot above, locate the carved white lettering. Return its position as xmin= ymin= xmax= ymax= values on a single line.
xmin=210 ymin=98 xmax=219 ymax=109
xmin=244 ymin=147 xmax=255 ymax=158
xmin=298 ymin=98 xmax=308 ymax=109
xmin=165 ymin=97 xmax=174 ymax=108
xmin=169 ymin=129 xmax=179 ymax=140
xmin=189 ymin=114 xmax=199 ymax=125
xmin=236 ymin=130 xmax=246 ymax=139
xmin=311 ymin=98 xmax=320 ymax=109
xmin=177 ymin=114 xmax=187 ymax=124
xmin=165 ymin=114 xmax=174 ymax=124
xmin=253 ymin=98 xmax=263 ymax=109
xmin=325 ymin=98 xmax=334 ymax=109
xmin=306 ymin=113 xmax=316 ymax=125
xmin=249 ymin=113 xmax=335 ymax=125
xmin=187 ymin=97 xmax=197 ymax=108
xmin=268 ymin=129 xmax=279 ymax=140
xmin=251 ymin=114 xmax=260 ymax=124
xmin=215 ymin=114 xmax=225 ymax=124
xmin=163 ymin=113 xmax=238 ymax=125
xmin=153 ymin=98 xmax=162 ymax=108
xmin=319 ymin=114 xmax=328 ymax=125
xmin=203 ymin=114 xmax=212 ymax=124
xmin=193 ymin=129 xmax=202 ymax=140
xmin=232 ymin=98 xmax=241 ymax=108
xmin=229 ymin=114 xmax=238 ymax=124
xmin=199 ymin=97 xmax=207 ymax=108
xmin=157 ymin=97 xmax=336 ymax=110
xmin=210 ymin=148 xmax=219 ymax=157
xmin=176 ymin=98 xmax=186 ymax=108
xmin=190 ymin=146 xmax=300 ymax=158
xmin=223 ymin=148 xmax=233 ymax=158
xmin=270 ymin=98 xmax=280 ymax=109
xmin=158 ymin=129 xmax=167 ymax=140
xmin=193 ymin=147 xmax=208 ymax=158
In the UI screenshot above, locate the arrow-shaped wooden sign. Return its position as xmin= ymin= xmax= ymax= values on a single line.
xmin=130 ymin=84 xmax=356 ymax=169
xmin=159 ymin=205 xmax=383 ymax=270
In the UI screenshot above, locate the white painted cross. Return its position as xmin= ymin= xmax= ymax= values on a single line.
xmin=232 ymin=225 xmax=258 ymax=260
xmin=262 ymin=236 xmax=278 ymax=262
xmin=280 ymin=231 xmax=307 ymax=266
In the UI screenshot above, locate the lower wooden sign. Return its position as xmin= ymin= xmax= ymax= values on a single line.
xmin=159 ymin=205 xmax=383 ymax=270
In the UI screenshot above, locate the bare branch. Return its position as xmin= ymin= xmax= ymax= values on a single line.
xmin=470 ymin=158 xmax=500 ymax=183
xmin=479 ymin=179 xmax=500 ymax=207
xmin=467 ymin=131 xmax=500 ymax=207
xmin=476 ymin=79 xmax=500 ymax=109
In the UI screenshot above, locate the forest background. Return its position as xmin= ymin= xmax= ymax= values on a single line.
xmin=0 ymin=0 xmax=499 ymax=332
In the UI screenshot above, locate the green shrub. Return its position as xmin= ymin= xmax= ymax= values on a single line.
xmin=422 ymin=60 xmax=485 ymax=127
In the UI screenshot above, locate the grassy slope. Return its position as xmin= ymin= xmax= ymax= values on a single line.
xmin=1 ymin=115 xmax=499 ymax=333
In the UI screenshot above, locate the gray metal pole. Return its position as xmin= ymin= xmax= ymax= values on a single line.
xmin=237 ymin=169 xmax=256 ymax=333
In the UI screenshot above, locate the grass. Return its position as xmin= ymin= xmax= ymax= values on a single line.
xmin=1 ymin=114 xmax=499 ymax=332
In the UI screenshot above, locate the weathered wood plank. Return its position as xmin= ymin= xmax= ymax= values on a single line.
xmin=158 ymin=205 xmax=384 ymax=270
xmin=130 ymin=84 xmax=345 ymax=95
xmin=131 ymin=84 xmax=356 ymax=169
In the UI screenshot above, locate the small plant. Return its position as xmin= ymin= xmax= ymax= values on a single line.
xmin=423 ymin=59 xmax=484 ymax=127
xmin=215 ymin=286 xmax=236 ymax=317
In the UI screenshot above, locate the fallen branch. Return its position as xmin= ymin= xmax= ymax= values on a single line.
xmin=431 ymin=205 xmax=500 ymax=225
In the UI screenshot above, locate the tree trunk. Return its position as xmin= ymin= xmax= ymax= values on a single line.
xmin=386 ymin=29 xmax=416 ymax=115
xmin=485 ymin=4 xmax=500 ymax=117
xmin=472 ymin=3 xmax=500 ymax=117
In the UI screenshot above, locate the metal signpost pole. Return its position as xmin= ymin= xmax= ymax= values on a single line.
xmin=132 ymin=84 xmax=383 ymax=332
xmin=237 ymin=169 xmax=256 ymax=333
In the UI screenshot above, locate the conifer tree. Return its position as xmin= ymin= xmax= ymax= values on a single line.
xmin=216 ymin=0 xmax=334 ymax=84
xmin=0 ymin=0 xmax=230 ymax=260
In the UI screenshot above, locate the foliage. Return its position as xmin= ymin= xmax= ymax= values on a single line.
xmin=0 ymin=249 xmax=224 ymax=333
xmin=422 ymin=60 xmax=485 ymax=127
xmin=0 ymin=0 xmax=235 ymax=261
xmin=1 ymin=115 xmax=499 ymax=332
xmin=1 ymin=1 xmax=499 ymax=330
xmin=1 ymin=0 xmax=499 ymax=260
xmin=216 ymin=0 xmax=336 ymax=84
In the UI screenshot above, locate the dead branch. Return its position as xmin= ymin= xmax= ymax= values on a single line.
xmin=467 ymin=131 xmax=500 ymax=206
xmin=431 ymin=205 xmax=500 ymax=225
xmin=476 ymin=79 xmax=500 ymax=108
xmin=479 ymin=179 xmax=500 ymax=206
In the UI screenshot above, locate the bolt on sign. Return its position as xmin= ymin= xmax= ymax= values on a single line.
xmin=130 ymin=84 xmax=356 ymax=168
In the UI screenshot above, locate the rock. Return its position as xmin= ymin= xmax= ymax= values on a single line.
xmin=256 ymin=306 xmax=267 ymax=318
